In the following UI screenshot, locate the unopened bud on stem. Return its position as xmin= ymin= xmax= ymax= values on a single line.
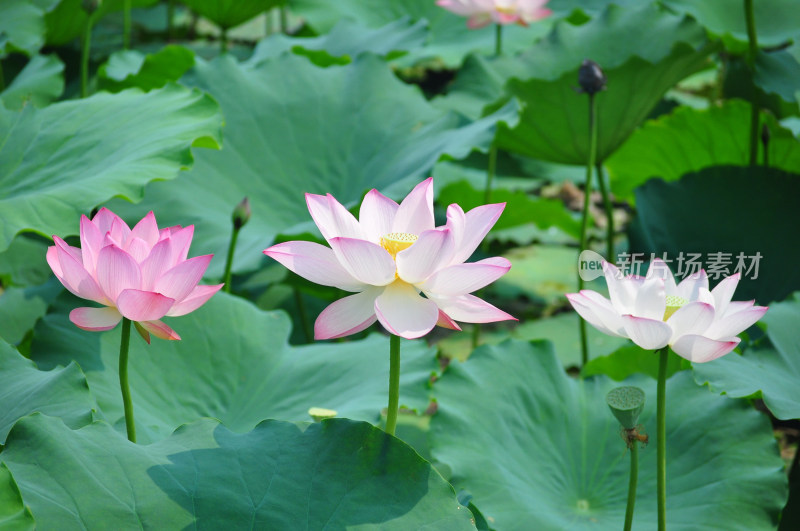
xmin=578 ymin=59 xmax=607 ymax=95
xmin=232 ymin=197 xmax=251 ymax=230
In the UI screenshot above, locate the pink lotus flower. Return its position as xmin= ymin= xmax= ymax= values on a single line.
xmin=566 ymin=259 xmax=768 ymax=362
xmin=436 ymin=0 xmax=552 ymax=29
xmin=47 ymin=208 xmax=223 ymax=342
xmin=264 ymin=178 xmax=515 ymax=340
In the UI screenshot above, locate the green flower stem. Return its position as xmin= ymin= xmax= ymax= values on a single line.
xmin=471 ymin=322 xmax=481 ymax=349
xmin=495 ymin=23 xmax=503 ymax=57
xmin=119 ymin=318 xmax=136 ymax=443
xmin=656 ymin=346 xmax=669 ymax=531
xmin=167 ymin=0 xmax=175 ymax=40
xmin=123 ymin=0 xmax=131 ymax=49
xmin=744 ymin=0 xmax=759 ymax=167
xmin=293 ymin=287 xmax=312 ymax=343
xmin=624 ymin=439 xmax=639 ymax=531
xmin=222 ymin=223 xmax=240 ymax=293
xmin=81 ymin=17 xmax=93 ymax=98
xmin=578 ymin=92 xmax=598 ymax=366
xmin=595 ymin=162 xmax=614 ymax=264
xmin=385 ymin=334 xmax=401 ymax=436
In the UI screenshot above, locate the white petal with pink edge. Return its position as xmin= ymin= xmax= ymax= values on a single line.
xmin=429 ymin=293 xmax=515 ymax=324
xmin=153 ymin=254 xmax=212 ymax=302
xmin=96 ymin=244 xmax=142 ymax=301
xmin=666 ymin=301 xmax=715 ymax=343
xmin=633 ymin=276 xmax=666 ymax=321
xmin=70 ymin=306 xmax=123 ymax=331
xmin=671 ymin=334 xmax=740 ymax=363
xmin=446 ymin=203 xmax=505 ymax=266
xmin=329 ymin=237 xmax=396 ymax=287
xmin=647 ymin=258 xmax=677 ymax=294
xmin=436 ymin=310 xmax=462 ymax=331
xmin=314 ymin=287 xmax=382 ymax=340
xmin=573 ymin=290 xmax=626 ymax=336
xmin=604 ymin=262 xmax=641 ymax=314
xmin=264 ymin=241 xmax=364 ymax=291
xmin=359 ymin=189 xmax=398 ymax=243
xmin=621 ymin=315 xmax=672 ymax=350
xmin=396 ymin=229 xmax=453 ymax=284
xmin=116 ymin=289 xmax=175 ymax=321
xmin=374 ymin=281 xmax=439 ymax=339
xmin=567 ymin=293 xmax=625 ymax=338
xmin=166 ymin=284 xmax=223 ymax=317
xmin=676 ymin=270 xmax=709 ymax=301
xmin=391 ymin=178 xmax=434 ymax=235
xmin=418 ymin=257 xmax=511 ymax=296
xmin=710 ymin=274 xmax=741 ymax=316
xmin=306 ymin=193 xmax=365 ymax=242
xmin=138 ymin=319 xmax=181 ymax=341
xmin=703 ymin=305 xmax=767 ymax=341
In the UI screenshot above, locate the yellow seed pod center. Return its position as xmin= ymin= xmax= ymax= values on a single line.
xmin=380 ymin=232 xmax=418 ymax=258
xmin=663 ymin=295 xmax=688 ymax=321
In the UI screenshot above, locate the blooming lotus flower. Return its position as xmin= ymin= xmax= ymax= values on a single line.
xmin=47 ymin=208 xmax=223 ymax=342
xmin=566 ymin=259 xmax=767 ymax=362
xmin=437 ymin=0 xmax=552 ymax=28
xmin=264 ymin=178 xmax=515 ymax=340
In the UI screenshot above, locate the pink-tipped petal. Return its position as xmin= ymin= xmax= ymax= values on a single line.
xmin=96 ymin=244 xmax=142 ymax=302
xmin=447 ymin=203 xmax=505 ymax=265
xmin=314 ymin=287 xmax=382 ymax=340
xmin=116 ymin=289 xmax=175 ymax=322
xmin=396 ymin=229 xmax=454 ymax=284
xmin=574 ymin=290 xmax=627 ymax=336
xmin=91 ymin=207 xmax=122 ymax=235
xmin=704 ymin=305 xmax=768 ymax=341
xmin=166 ymin=284 xmax=223 ymax=317
xmin=69 ymin=306 xmax=122 ymax=332
xmin=721 ymin=300 xmax=756 ymax=318
xmin=359 ymin=189 xmax=399 ymax=243
xmin=418 ymin=256 xmax=511 ymax=296
xmin=168 ymin=225 xmax=195 ymax=265
xmin=567 ymin=293 xmax=626 ymax=338
xmin=138 ymin=320 xmax=181 ymax=341
xmin=305 ymin=193 xmax=364 ymax=242
xmin=54 ymin=238 xmax=107 ymax=304
xmin=621 ymin=315 xmax=672 ymax=350
xmin=676 ymin=270 xmax=709 ymax=302
xmin=667 ymin=301 xmax=715 ymax=343
xmin=153 ymin=254 xmax=212 ymax=302
xmin=140 ymin=238 xmax=174 ymax=291
xmin=711 ymin=274 xmax=741 ymax=316
xmin=604 ymin=262 xmax=641 ymax=314
xmin=391 ymin=178 xmax=435 ymax=235
xmin=264 ymin=241 xmax=364 ymax=291
xmin=430 ymin=293 xmax=515 ymax=324
xmin=79 ymin=214 xmax=103 ymax=272
xmin=374 ymin=281 xmax=439 ymax=339
xmin=633 ymin=276 xmax=666 ymax=321
xmin=436 ymin=310 xmax=462 ymax=330
xmin=130 ymin=211 xmax=159 ymax=249
xmin=108 ymin=216 xmax=132 ymax=247
xmin=328 ymin=237 xmax=396 ymax=287
xmin=671 ymin=335 xmax=740 ymax=363
xmin=647 ymin=258 xmax=677 ymax=294
xmin=46 ymin=245 xmax=62 ymax=278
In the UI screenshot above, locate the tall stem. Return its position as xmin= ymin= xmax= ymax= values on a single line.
xmin=81 ymin=18 xmax=93 ymax=98
xmin=222 ymin=224 xmax=239 ymax=293
xmin=119 ymin=318 xmax=136 ymax=443
xmin=656 ymin=346 xmax=669 ymax=531
xmin=167 ymin=0 xmax=175 ymax=40
xmin=494 ymin=23 xmax=503 ymax=57
xmin=123 ymin=0 xmax=131 ymax=49
xmin=293 ymin=287 xmax=312 ymax=343
xmin=578 ymin=93 xmax=598 ymax=366
xmin=385 ymin=335 xmax=401 ymax=436
xmin=595 ymin=161 xmax=614 ymax=264
xmin=624 ymin=440 xmax=639 ymax=531
xmin=744 ymin=0 xmax=759 ymax=167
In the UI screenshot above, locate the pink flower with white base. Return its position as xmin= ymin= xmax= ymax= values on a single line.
xmin=263 ymin=178 xmax=515 ymax=341
xmin=47 ymin=208 xmax=223 ymax=343
xmin=566 ymin=259 xmax=767 ymax=363
xmin=436 ymin=0 xmax=552 ymax=29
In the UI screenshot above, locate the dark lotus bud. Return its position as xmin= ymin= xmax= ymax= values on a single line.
xmin=578 ymin=59 xmax=607 ymax=95
xmin=81 ymin=0 xmax=101 ymax=14
xmin=232 ymin=197 xmax=251 ymax=230
xmin=761 ymin=123 xmax=771 ymax=146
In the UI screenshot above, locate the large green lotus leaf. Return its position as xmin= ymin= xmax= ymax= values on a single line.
xmin=181 ymin=0 xmax=284 ymax=30
xmin=628 ymin=166 xmax=800 ymax=305
xmin=30 ymin=292 xmax=439 ymax=444
xmin=430 ymin=340 xmax=787 ymax=529
xmin=43 ymin=0 xmax=159 ymax=46
xmin=246 ymin=17 xmax=428 ymax=67
xmin=662 ymin=0 xmax=800 ymax=47
xmin=608 ymin=100 xmax=800 ymax=200
xmin=0 ymin=463 xmax=34 ymax=531
xmin=0 ymin=279 xmax=61 ymax=345
xmin=583 ymin=344 xmax=686 ymax=381
xmin=0 ymin=83 xmax=222 ymax=253
xmin=97 ymin=45 xmax=195 ymax=93
xmin=0 ymin=236 xmax=50 ymax=287
xmin=291 ymin=0 xmax=552 ymax=68
xmin=2 ymin=415 xmax=475 ymax=530
xmin=0 ymin=54 xmax=63 ymax=110
xmin=108 ymin=53 xmax=518 ymax=277
xmin=755 ymin=43 xmax=800 ymax=104
xmin=0 ymin=0 xmax=46 ymax=56
xmin=0 ymin=339 xmax=94 ymax=444
xmin=694 ymin=293 xmax=800 ymax=420
xmin=494 ymin=4 xmax=715 ymax=164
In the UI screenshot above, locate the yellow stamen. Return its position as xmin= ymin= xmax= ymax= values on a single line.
xmin=380 ymin=232 xmax=418 ymax=258
xmin=663 ymin=295 xmax=688 ymax=321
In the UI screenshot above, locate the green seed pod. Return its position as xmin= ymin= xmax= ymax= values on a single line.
xmin=606 ymin=386 xmax=645 ymax=429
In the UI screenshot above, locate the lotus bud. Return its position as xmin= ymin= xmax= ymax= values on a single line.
xmin=578 ymin=59 xmax=607 ymax=95
xmin=232 ymin=197 xmax=251 ymax=230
